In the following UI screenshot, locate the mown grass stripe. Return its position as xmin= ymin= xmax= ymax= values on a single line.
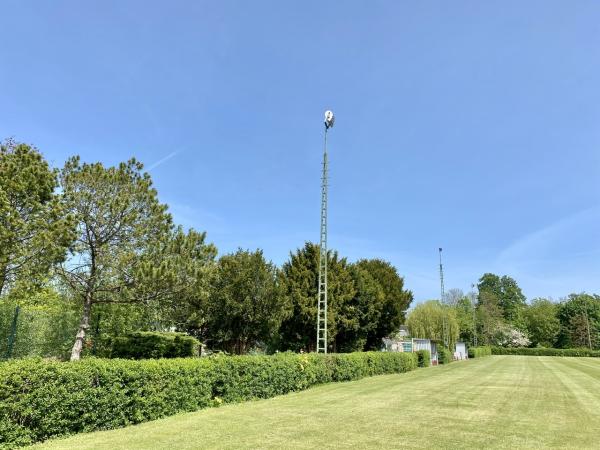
xmin=33 ymin=356 xmax=600 ymax=450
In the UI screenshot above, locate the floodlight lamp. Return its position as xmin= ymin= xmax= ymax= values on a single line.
xmin=324 ymin=110 xmax=335 ymax=129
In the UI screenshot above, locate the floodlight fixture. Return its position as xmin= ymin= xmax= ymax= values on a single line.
xmin=324 ymin=110 xmax=335 ymax=129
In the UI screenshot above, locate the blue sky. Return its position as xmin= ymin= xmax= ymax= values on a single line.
xmin=1 ymin=1 xmax=599 ymax=303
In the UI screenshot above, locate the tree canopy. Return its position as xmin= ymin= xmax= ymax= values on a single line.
xmin=204 ymin=249 xmax=288 ymax=354
xmin=524 ymin=298 xmax=560 ymax=348
xmin=59 ymin=157 xmax=173 ymax=360
xmin=406 ymin=300 xmax=459 ymax=350
xmin=478 ymin=273 xmax=527 ymax=328
xmin=0 ymin=140 xmax=74 ymax=297
xmin=276 ymin=242 xmax=356 ymax=352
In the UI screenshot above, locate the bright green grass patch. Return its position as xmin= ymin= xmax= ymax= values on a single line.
xmin=34 ymin=356 xmax=600 ymax=449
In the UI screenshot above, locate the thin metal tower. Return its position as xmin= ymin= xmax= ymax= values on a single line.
xmin=439 ymin=248 xmax=448 ymax=347
xmin=317 ymin=110 xmax=334 ymax=353
xmin=439 ymin=248 xmax=445 ymax=301
xmin=471 ymin=283 xmax=478 ymax=347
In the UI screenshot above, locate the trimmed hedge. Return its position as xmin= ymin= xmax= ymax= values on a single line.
xmin=468 ymin=346 xmax=492 ymax=358
xmin=0 ymin=351 xmax=417 ymax=448
xmin=491 ymin=347 xmax=600 ymax=357
xmin=416 ymin=350 xmax=430 ymax=367
xmin=110 ymin=332 xmax=200 ymax=359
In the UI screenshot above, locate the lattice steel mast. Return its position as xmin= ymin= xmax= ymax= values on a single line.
xmin=439 ymin=247 xmax=448 ymax=347
xmin=317 ymin=110 xmax=334 ymax=353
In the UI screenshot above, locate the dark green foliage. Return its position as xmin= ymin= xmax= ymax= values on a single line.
xmin=354 ymin=259 xmax=413 ymax=349
xmin=277 ymin=243 xmax=356 ymax=352
xmin=490 ymin=347 xmax=600 ymax=357
xmin=468 ymin=346 xmax=492 ymax=358
xmin=110 ymin=332 xmax=200 ymax=359
xmin=437 ymin=346 xmax=452 ymax=364
xmin=335 ymin=265 xmax=384 ymax=352
xmin=0 ymin=352 xmax=417 ymax=448
xmin=416 ymin=349 xmax=431 ymax=367
xmin=205 ymin=249 xmax=288 ymax=354
xmin=135 ymin=227 xmax=217 ymax=335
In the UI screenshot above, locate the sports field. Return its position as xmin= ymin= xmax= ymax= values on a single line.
xmin=35 ymin=356 xmax=600 ymax=449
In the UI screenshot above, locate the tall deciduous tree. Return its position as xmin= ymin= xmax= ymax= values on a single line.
xmin=556 ymin=294 xmax=600 ymax=350
xmin=205 ymin=249 xmax=288 ymax=354
xmin=454 ymin=295 xmax=476 ymax=345
xmin=478 ymin=273 xmax=527 ymax=327
xmin=277 ymin=243 xmax=355 ymax=352
xmin=524 ymin=298 xmax=560 ymax=348
xmin=59 ymin=157 xmax=172 ymax=360
xmin=0 ymin=140 xmax=74 ymax=296
xmin=355 ymin=259 xmax=413 ymax=348
xmin=476 ymin=291 xmax=505 ymax=345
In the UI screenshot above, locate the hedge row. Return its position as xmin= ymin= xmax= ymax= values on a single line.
xmin=110 ymin=332 xmax=200 ymax=359
xmin=0 ymin=351 xmax=418 ymax=448
xmin=416 ymin=350 xmax=430 ymax=367
xmin=437 ymin=346 xmax=452 ymax=364
xmin=491 ymin=347 xmax=600 ymax=357
xmin=468 ymin=346 xmax=492 ymax=358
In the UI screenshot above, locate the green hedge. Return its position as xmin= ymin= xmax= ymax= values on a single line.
xmin=491 ymin=347 xmax=600 ymax=357
xmin=437 ymin=346 xmax=452 ymax=364
xmin=110 ymin=332 xmax=200 ymax=359
xmin=0 ymin=351 xmax=417 ymax=448
xmin=468 ymin=346 xmax=492 ymax=358
xmin=416 ymin=350 xmax=430 ymax=367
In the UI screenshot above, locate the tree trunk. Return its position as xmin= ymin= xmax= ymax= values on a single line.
xmin=70 ymin=292 xmax=93 ymax=361
xmin=0 ymin=262 xmax=7 ymax=297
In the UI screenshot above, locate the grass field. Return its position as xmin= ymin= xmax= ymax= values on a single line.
xmin=34 ymin=356 xmax=600 ymax=449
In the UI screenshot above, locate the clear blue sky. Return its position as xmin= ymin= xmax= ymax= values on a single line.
xmin=1 ymin=1 xmax=599 ymax=303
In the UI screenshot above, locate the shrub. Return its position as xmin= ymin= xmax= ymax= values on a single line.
xmin=491 ymin=347 xmax=600 ymax=357
xmin=109 ymin=332 xmax=200 ymax=359
xmin=416 ymin=350 xmax=430 ymax=367
xmin=437 ymin=346 xmax=452 ymax=364
xmin=0 ymin=351 xmax=417 ymax=448
xmin=468 ymin=346 xmax=492 ymax=358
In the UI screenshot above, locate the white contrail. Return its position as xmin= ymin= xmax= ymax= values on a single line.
xmin=147 ymin=151 xmax=179 ymax=171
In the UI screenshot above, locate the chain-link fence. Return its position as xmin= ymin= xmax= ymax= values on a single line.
xmin=0 ymin=301 xmax=79 ymax=360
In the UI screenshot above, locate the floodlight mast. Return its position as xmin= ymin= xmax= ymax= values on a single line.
xmin=317 ymin=110 xmax=334 ymax=353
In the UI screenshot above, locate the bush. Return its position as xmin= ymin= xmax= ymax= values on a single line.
xmin=109 ymin=332 xmax=200 ymax=359
xmin=0 ymin=351 xmax=417 ymax=448
xmin=468 ymin=346 xmax=492 ymax=358
xmin=437 ymin=346 xmax=452 ymax=364
xmin=416 ymin=350 xmax=430 ymax=367
xmin=491 ymin=347 xmax=600 ymax=357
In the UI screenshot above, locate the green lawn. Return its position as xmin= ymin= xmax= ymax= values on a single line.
xmin=34 ymin=356 xmax=600 ymax=449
